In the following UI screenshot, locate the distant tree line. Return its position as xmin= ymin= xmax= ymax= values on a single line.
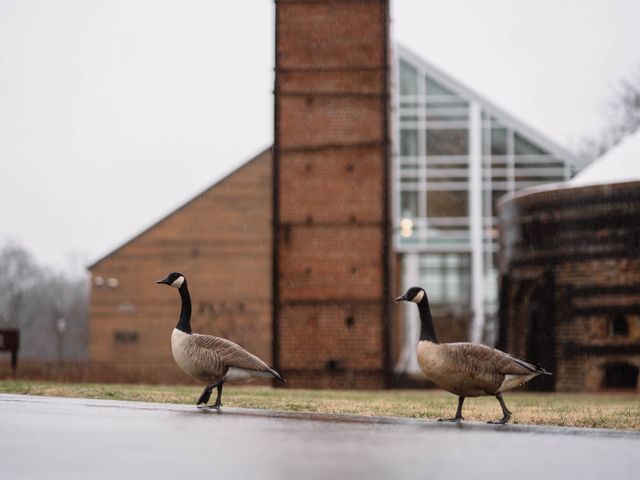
xmin=577 ymin=66 xmax=640 ymax=161
xmin=0 ymin=243 xmax=89 ymax=361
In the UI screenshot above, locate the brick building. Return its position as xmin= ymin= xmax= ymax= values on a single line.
xmin=89 ymin=150 xmax=273 ymax=382
xmin=498 ymin=134 xmax=640 ymax=391
xmin=86 ymin=0 xmax=587 ymax=389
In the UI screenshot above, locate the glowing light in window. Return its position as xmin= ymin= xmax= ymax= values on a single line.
xmin=400 ymin=218 xmax=414 ymax=237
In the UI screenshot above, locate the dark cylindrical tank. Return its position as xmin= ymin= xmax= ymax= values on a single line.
xmin=498 ymin=180 xmax=640 ymax=392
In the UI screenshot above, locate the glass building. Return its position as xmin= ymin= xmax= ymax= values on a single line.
xmin=393 ymin=45 xmax=579 ymax=374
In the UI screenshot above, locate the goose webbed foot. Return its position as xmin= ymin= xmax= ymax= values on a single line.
xmin=438 ymin=396 xmax=465 ymax=422
xmin=438 ymin=416 xmax=464 ymax=422
xmin=488 ymin=393 xmax=512 ymax=425
xmin=487 ymin=413 xmax=511 ymax=425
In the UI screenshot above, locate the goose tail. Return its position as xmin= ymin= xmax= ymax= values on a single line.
xmin=270 ymin=368 xmax=286 ymax=383
xmin=508 ymin=353 xmax=553 ymax=376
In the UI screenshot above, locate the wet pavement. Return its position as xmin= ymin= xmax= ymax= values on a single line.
xmin=1 ymin=394 xmax=638 ymax=480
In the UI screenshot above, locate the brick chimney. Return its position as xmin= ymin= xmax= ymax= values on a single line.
xmin=273 ymin=0 xmax=392 ymax=388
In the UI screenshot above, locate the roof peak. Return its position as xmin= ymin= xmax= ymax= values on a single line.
xmin=395 ymin=43 xmax=580 ymax=167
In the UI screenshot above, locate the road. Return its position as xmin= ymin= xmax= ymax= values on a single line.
xmin=1 ymin=394 xmax=638 ymax=480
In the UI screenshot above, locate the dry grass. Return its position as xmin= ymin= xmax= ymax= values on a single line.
xmin=1 ymin=380 xmax=639 ymax=430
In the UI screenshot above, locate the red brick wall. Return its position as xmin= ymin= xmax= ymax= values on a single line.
xmin=274 ymin=0 xmax=392 ymax=388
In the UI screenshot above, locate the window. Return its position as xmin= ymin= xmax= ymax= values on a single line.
xmin=426 ymin=129 xmax=468 ymax=155
xmin=114 ymin=331 xmax=139 ymax=344
xmin=400 ymin=129 xmax=419 ymax=156
xmin=427 ymin=191 xmax=468 ymax=217
xmin=400 ymin=60 xmax=418 ymax=95
xmin=610 ymin=314 xmax=629 ymax=337
xmin=425 ymin=74 xmax=455 ymax=96
xmin=401 ymin=191 xmax=419 ymax=218
xmin=490 ymin=128 xmax=508 ymax=155
xmin=602 ymin=363 xmax=639 ymax=389
xmin=491 ymin=190 xmax=508 ymax=215
xmin=483 ymin=190 xmax=508 ymax=217
xmin=514 ymin=133 xmax=547 ymax=155
xmin=420 ymin=253 xmax=470 ymax=305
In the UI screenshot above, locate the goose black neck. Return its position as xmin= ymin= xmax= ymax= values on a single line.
xmin=417 ymin=297 xmax=438 ymax=343
xmin=176 ymin=282 xmax=192 ymax=334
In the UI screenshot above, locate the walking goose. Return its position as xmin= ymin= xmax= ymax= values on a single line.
xmin=396 ymin=286 xmax=551 ymax=424
xmin=157 ymin=272 xmax=284 ymax=409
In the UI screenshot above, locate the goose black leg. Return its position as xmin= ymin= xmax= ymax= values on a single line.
xmin=211 ymin=382 xmax=224 ymax=410
xmin=197 ymin=382 xmax=225 ymax=409
xmin=488 ymin=393 xmax=512 ymax=424
xmin=197 ymin=384 xmax=216 ymax=407
xmin=438 ymin=396 xmax=465 ymax=422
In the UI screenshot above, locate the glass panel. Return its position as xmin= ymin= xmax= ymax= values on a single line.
xmin=427 ymin=166 xmax=467 ymax=182
xmin=515 ymin=161 xmax=564 ymax=169
xmin=400 ymin=60 xmax=418 ymax=95
xmin=515 ymin=174 xmax=565 ymax=183
xmin=492 ymin=190 xmax=508 ymax=214
xmin=514 ymin=133 xmax=547 ymax=155
xmin=422 ymin=255 xmax=444 ymax=303
xmin=491 ymin=128 xmax=508 ymax=155
xmin=425 ymin=74 xmax=455 ymax=96
xmin=489 ymin=160 xmax=508 ymax=169
xmin=482 ymin=189 xmax=492 ymax=217
xmin=425 ymin=226 xmax=470 ymax=247
xmin=400 ymin=191 xmax=419 ymax=218
xmin=426 ymin=100 xmax=467 ymax=109
xmin=400 ymin=176 xmax=419 ymax=184
xmin=484 ymin=267 xmax=498 ymax=306
xmin=426 ymin=110 xmax=468 ymax=122
xmin=426 ymin=129 xmax=468 ymax=155
xmin=420 ymin=253 xmax=470 ymax=305
xmin=426 ymin=191 xmax=468 ymax=217
xmin=427 ymin=160 xmax=467 ymax=169
xmin=488 ymin=173 xmax=509 ymax=182
xmin=400 ymin=129 xmax=419 ymax=156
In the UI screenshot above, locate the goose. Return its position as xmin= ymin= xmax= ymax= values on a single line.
xmin=396 ymin=286 xmax=551 ymax=424
xmin=157 ymin=272 xmax=284 ymax=409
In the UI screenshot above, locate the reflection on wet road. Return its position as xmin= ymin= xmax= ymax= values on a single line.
xmin=1 ymin=394 xmax=638 ymax=480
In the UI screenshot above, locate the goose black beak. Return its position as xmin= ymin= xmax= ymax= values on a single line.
xmin=395 ymin=295 xmax=406 ymax=303
xmin=156 ymin=277 xmax=170 ymax=285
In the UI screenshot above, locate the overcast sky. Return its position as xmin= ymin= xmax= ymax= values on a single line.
xmin=1 ymin=0 xmax=639 ymax=275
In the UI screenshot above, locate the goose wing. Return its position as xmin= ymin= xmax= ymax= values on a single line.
xmin=452 ymin=343 xmax=549 ymax=375
xmin=443 ymin=343 xmax=549 ymax=394
xmin=191 ymin=334 xmax=282 ymax=380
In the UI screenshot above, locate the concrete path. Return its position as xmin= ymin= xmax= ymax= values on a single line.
xmin=1 ymin=394 xmax=638 ymax=480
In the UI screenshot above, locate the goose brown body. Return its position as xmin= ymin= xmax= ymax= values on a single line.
xmin=417 ymin=341 xmax=544 ymax=397
xmin=171 ymin=328 xmax=280 ymax=383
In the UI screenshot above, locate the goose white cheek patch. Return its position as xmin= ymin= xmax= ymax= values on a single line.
xmin=171 ymin=276 xmax=185 ymax=288
xmin=411 ymin=290 xmax=425 ymax=303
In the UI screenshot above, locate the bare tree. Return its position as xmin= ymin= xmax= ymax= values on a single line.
xmin=0 ymin=242 xmax=89 ymax=360
xmin=0 ymin=244 xmax=40 ymax=328
xmin=577 ymin=67 xmax=640 ymax=161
